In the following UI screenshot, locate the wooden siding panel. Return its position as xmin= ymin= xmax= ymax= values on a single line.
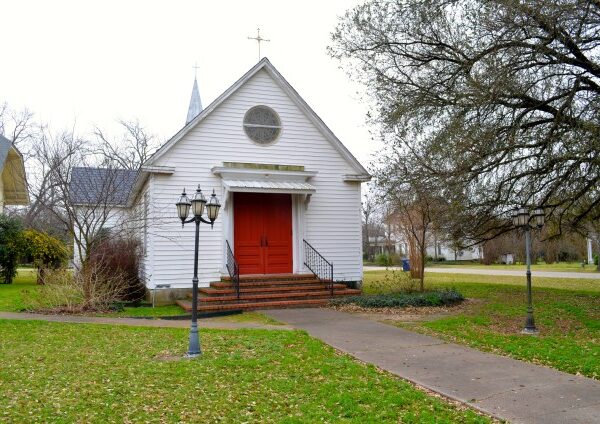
xmin=146 ymin=69 xmax=363 ymax=287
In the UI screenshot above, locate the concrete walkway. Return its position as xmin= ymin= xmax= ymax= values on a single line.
xmin=265 ymin=308 xmax=600 ymax=424
xmin=0 ymin=312 xmax=291 ymax=331
xmin=364 ymin=265 xmax=600 ymax=279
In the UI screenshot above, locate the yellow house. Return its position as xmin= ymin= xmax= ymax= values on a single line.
xmin=0 ymin=135 xmax=28 ymax=213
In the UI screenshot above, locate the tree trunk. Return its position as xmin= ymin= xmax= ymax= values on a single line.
xmin=37 ymin=266 xmax=45 ymax=285
xmin=597 ymin=240 xmax=600 ymax=271
xmin=419 ymin=227 xmax=426 ymax=292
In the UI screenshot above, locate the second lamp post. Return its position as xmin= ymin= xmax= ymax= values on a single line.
xmin=176 ymin=185 xmax=221 ymax=357
xmin=512 ymin=206 xmax=545 ymax=335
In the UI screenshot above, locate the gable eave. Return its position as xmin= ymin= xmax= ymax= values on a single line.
xmin=260 ymin=62 xmax=370 ymax=177
xmin=144 ymin=58 xmax=370 ymax=178
xmin=144 ymin=58 xmax=273 ymax=167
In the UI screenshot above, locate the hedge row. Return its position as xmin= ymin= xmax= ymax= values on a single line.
xmin=330 ymin=289 xmax=464 ymax=308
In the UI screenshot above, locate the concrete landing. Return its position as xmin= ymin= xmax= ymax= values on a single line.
xmin=265 ymin=308 xmax=600 ymax=423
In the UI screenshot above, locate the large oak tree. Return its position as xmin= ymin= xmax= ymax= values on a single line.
xmin=331 ymin=0 xmax=600 ymax=239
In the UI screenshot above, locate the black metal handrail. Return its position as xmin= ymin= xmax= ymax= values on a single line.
xmin=225 ymin=240 xmax=240 ymax=299
xmin=303 ymin=239 xmax=334 ymax=296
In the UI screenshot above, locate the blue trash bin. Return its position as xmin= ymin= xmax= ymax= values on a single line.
xmin=402 ymin=258 xmax=410 ymax=271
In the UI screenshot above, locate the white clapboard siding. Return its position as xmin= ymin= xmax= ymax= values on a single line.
xmin=135 ymin=178 xmax=154 ymax=286
xmin=144 ymin=68 xmax=363 ymax=287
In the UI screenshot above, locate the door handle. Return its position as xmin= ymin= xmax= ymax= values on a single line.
xmin=265 ymin=236 xmax=268 ymax=247
xmin=260 ymin=236 xmax=264 ymax=247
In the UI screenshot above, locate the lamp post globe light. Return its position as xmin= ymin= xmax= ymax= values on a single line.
xmin=512 ymin=206 xmax=545 ymax=335
xmin=176 ymin=185 xmax=221 ymax=357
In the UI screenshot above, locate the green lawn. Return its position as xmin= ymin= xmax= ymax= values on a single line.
xmin=364 ymin=270 xmax=600 ymax=379
xmin=0 ymin=268 xmax=37 ymax=311
xmin=0 ymin=269 xmax=284 ymax=326
xmin=428 ymin=261 xmax=599 ymax=273
xmin=0 ymin=268 xmax=186 ymax=317
xmin=0 ymin=320 xmax=489 ymax=423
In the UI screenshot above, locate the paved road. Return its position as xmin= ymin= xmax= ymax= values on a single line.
xmin=364 ymin=265 xmax=600 ymax=279
xmin=265 ymin=308 xmax=600 ymax=424
xmin=0 ymin=312 xmax=291 ymax=331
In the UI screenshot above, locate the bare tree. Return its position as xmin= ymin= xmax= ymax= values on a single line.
xmin=0 ymin=102 xmax=37 ymax=161
xmin=362 ymin=187 xmax=381 ymax=261
xmin=331 ymin=0 xmax=600 ymax=239
xmin=93 ymin=119 xmax=159 ymax=170
xmin=377 ymin=155 xmax=445 ymax=291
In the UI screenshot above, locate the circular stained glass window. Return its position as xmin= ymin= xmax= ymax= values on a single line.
xmin=243 ymin=105 xmax=281 ymax=144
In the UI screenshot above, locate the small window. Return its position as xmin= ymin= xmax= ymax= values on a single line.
xmin=243 ymin=105 xmax=281 ymax=144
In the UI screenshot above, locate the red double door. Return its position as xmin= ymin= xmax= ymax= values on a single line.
xmin=233 ymin=192 xmax=293 ymax=275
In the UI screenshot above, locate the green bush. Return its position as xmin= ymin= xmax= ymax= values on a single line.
xmin=330 ymin=288 xmax=464 ymax=308
xmin=376 ymin=253 xmax=391 ymax=266
xmin=374 ymin=269 xmax=420 ymax=294
xmin=0 ymin=215 xmax=23 ymax=284
xmin=22 ymin=229 xmax=69 ymax=284
xmin=594 ymin=254 xmax=599 ymax=266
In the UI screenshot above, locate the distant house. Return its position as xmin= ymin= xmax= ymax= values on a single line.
xmin=426 ymin=243 xmax=483 ymax=261
xmin=367 ymin=236 xmax=401 ymax=257
xmin=70 ymin=58 xmax=370 ymax=306
xmin=0 ymin=135 xmax=28 ymax=213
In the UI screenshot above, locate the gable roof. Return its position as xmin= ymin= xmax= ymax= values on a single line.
xmin=0 ymin=135 xmax=29 ymax=205
xmin=144 ymin=58 xmax=370 ymax=178
xmin=70 ymin=167 xmax=138 ymax=207
xmin=0 ymin=135 xmax=13 ymax=169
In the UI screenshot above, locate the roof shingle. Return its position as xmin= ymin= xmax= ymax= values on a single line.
xmin=69 ymin=167 xmax=138 ymax=206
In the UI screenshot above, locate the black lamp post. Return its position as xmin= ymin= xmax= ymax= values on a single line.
xmin=512 ymin=206 xmax=545 ymax=335
xmin=176 ymin=185 xmax=221 ymax=357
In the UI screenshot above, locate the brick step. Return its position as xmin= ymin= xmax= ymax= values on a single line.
xmin=199 ymin=284 xmax=348 ymax=296
xmin=192 ymin=289 xmax=361 ymax=304
xmin=221 ymin=273 xmax=316 ymax=283
xmin=210 ymin=279 xmax=323 ymax=289
xmin=176 ymin=298 xmax=329 ymax=312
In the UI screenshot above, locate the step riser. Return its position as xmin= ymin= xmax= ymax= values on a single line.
xmin=200 ymin=285 xmax=348 ymax=295
xmin=221 ymin=273 xmax=316 ymax=283
xmin=211 ymin=285 xmax=324 ymax=290
xmin=178 ymin=273 xmax=360 ymax=313
xmin=212 ymin=280 xmax=323 ymax=288
xmin=197 ymin=294 xmax=357 ymax=305
xmin=176 ymin=299 xmax=329 ymax=312
xmin=192 ymin=288 xmax=359 ymax=301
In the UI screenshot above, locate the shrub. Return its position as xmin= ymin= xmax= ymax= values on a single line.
xmin=88 ymin=236 xmax=145 ymax=303
xmin=24 ymin=235 xmax=146 ymax=313
xmin=375 ymin=253 xmax=391 ymax=266
xmin=594 ymin=254 xmax=599 ymax=266
xmin=378 ymin=269 xmax=420 ymax=294
xmin=0 ymin=215 xmax=23 ymax=284
xmin=21 ymin=229 xmax=69 ymax=284
xmin=25 ymin=265 xmax=135 ymax=313
xmin=330 ymin=289 xmax=464 ymax=308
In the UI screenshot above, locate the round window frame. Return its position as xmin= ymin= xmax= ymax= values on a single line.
xmin=242 ymin=105 xmax=282 ymax=146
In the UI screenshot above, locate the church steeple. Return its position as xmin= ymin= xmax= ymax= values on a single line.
xmin=186 ymin=76 xmax=203 ymax=124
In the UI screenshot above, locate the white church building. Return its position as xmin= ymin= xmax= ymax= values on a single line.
xmin=71 ymin=58 xmax=370 ymax=307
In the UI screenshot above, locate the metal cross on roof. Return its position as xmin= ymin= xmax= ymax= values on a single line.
xmin=193 ymin=62 xmax=200 ymax=79
xmin=247 ymin=28 xmax=270 ymax=61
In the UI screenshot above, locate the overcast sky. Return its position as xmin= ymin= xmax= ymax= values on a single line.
xmin=0 ymin=0 xmax=380 ymax=168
